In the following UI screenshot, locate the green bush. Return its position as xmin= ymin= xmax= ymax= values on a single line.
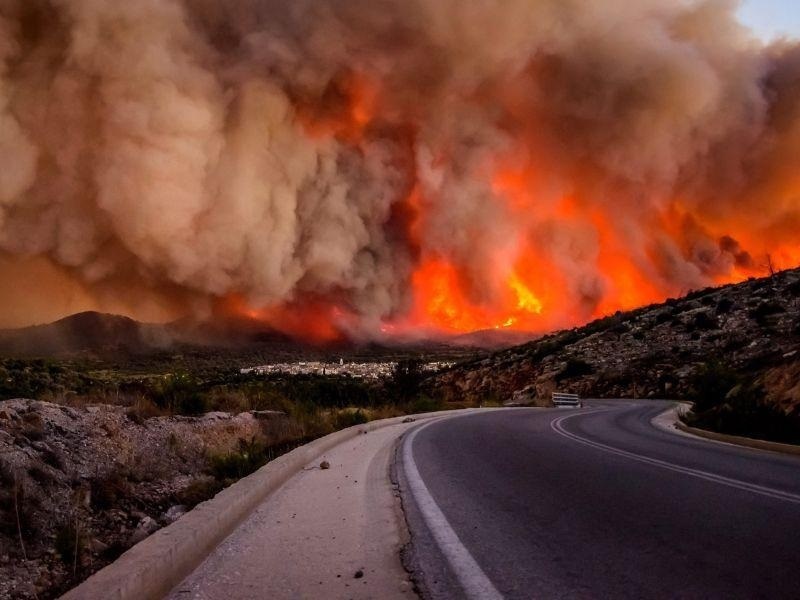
xmin=207 ymin=434 xmax=320 ymax=483
xmin=333 ymin=409 xmax=369 ymax=429
xmin=209 ymin=437 xmax=269 ymax=481
xmin=150 ymin=373 xmax=207 ymax=415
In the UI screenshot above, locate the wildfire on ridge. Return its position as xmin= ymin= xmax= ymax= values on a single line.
xmin=221 ymin=66 xmax=800 ymax=342
xmin=3 ymin=1 xmax=799 ymax=340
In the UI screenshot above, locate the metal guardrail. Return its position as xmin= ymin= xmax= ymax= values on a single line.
xmin=552 ymin=392 xmax=581 ymax=407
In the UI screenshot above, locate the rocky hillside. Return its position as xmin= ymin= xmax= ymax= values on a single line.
xmin=0 ymin=400 xmax=293 ymax=599
xmin=433 ymin=268 xmax=800 ymax=412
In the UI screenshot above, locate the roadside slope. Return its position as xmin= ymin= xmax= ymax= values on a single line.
xmin=431 ymin=268 xmax=800 ymax=410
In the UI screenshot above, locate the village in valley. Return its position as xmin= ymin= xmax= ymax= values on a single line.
xmin=240 ymin=359 xmax=456 ymax=380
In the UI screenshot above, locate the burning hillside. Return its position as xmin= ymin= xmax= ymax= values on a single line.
xmin=0 ymin=0 xmax=799 ymax=340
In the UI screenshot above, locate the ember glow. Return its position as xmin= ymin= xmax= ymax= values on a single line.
xmin=1 ymin=1 xmax=799 ymax=339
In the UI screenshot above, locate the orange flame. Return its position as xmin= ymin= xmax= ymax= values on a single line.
xmin=220 ymin=294 xmax=348 ymax=344
xmin=225 ymin=72 xmax=800 ymax=342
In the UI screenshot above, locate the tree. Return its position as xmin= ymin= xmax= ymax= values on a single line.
xmin=390 ymin=359 xmax=423 ymax=401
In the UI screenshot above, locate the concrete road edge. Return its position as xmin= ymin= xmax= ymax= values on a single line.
xmin=654 ymin=402 xmax=800 ymax=457
xmin=60 ymin=409 xmax=468 ymax=600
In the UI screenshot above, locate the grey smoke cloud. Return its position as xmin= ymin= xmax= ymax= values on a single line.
xmin=0 ymin=0 xmax=798 ymax=334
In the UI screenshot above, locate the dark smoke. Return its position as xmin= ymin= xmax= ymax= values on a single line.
xmin=0 ymin=0 xmax=798 ymax=333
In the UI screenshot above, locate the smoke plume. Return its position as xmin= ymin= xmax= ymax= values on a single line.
xmin=0 ymin=0 xmax=798 ymax=337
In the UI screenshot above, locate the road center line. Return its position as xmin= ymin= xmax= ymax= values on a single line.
xmin=402 ymin=418 xmax=505 ymax=600
xmin=551 ymin=410 xmax=800 ymax=505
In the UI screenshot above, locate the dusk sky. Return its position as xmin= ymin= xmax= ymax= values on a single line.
xmin=740 ymin=0 xmax=800 ymax=40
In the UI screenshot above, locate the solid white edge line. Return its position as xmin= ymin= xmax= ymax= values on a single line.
xmin=403 ymin=418 xmax=505 ymax=600
xmin=551 ymin=410 xmax=800 ymax=505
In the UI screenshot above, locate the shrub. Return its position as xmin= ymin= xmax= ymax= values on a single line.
xmin=688 ymin=361 xmax=741 ymax=413
xmin=176 ymin=478 xmax=224 ymax=508
xmin=55 ymin=521 xmax=86 ymax=567
xmin=655 ymin=311 xmax=677 ymax=325
xmin=686 ymin=383 xmax=800 ymax=445
xmin=556 ymin=358 xmax=594 ymax=382
xmin=209 ymin=437 xmax=269 ymax=481
xmin=333 ymin=409 xmax=369 ymax=429
xmin=0 ymin=470 xmax=39 ymax=540
xmin=207 ymin=434 xmax=319 ymax=484
xmin=715 ymin=297 xmax=734 ymax=315
xmin=150 ymin=373 xmax=207 ymax=415
xmin=408 ymin=395 xmax=443 ymax=414
xmin=126 ymin=397 xmax=166 ymax=422
xmin=749 ymin=301 xmax=785 ymax=326
xmin=90 ymin=471 xmax=130 ymax=511
xmin=692 ymin=311 xmax=718 ymax=331
xmin=610 ymin=322 xmax=629 ymax=335
xmin=685 ymin=286 xmax=716 ymax=302
xmin=390 ymin=360 xmax=423 ymax=401
xmin=21 ymin=412 xmax=44 ymax=441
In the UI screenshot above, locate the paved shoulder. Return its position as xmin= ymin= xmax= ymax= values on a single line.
xmin=169 ymin=423 xmax=418 ymax=600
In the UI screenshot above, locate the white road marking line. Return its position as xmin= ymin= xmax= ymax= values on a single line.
xmin=403 ymin=419 xmax=505 ymax=600
xmin=551 ymin=410 xmax=800 ymax=505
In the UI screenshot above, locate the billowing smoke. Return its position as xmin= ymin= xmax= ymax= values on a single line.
xmin=0 ymin=0 xmax=798 ymax=337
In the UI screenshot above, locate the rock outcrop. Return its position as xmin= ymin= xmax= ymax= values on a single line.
xmin=0 ymin=400 xmax=289 ymax=599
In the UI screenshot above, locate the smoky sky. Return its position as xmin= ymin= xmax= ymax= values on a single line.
xmin=0 ymin=0 xmax=798 ymax=333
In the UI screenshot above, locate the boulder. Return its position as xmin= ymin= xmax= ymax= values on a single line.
xmin=162 ymin=505 xmax=187 ymax=525
xmin=128 ymin=516 xmax=160 ymax=545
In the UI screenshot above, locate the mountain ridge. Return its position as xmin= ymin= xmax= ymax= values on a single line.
xmin=431 ymin=267 xmax=800 ymax=414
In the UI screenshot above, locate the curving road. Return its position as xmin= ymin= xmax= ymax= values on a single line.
xmin=397 ymin=401 xmax=800 ymax=600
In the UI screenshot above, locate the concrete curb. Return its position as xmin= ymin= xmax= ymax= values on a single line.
xmin=674 ymin=420 xmax=800 ymax=457
xmin=655 ymin=401 xmax=800 ymax=458
xmin=60 ymin=408 xmax=471 ymax=600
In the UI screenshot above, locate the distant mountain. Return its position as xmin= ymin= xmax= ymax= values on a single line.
xmin=0 ymin=312 xmax=150 ymax=357
xmin=0 ymin=311 xmax=300 ymax=358
xmin=0 ymin=307 xmax=535 ymax=359
xmin=433 ymin=268 xmax=800 ymax=413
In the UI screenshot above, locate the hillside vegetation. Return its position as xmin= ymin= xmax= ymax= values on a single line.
xmin=433 ymin=268 xmax=800 ymax=435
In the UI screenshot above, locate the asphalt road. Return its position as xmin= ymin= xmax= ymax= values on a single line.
xmin=397 ymin=401 xmax=800 ymax=600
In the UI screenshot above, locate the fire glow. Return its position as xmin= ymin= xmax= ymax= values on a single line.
xmin=237 ymin=67 xmax=799 ymax=341
xmin=1 ymin=1 xmax=799 ymax=340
